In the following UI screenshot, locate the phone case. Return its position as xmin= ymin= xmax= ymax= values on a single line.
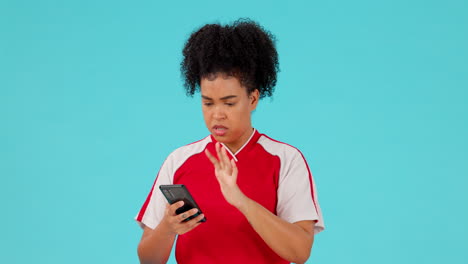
xmin=159 ymin=184 xmax=206 ymax=222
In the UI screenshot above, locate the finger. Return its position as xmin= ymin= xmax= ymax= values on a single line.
xmin=215 ymin=143 xmax=224 ymax=170
xmin=169 ymin=201 xmax=184 ymax=216
xmin=231 ymin=158 xmax=238 ymax=179
xmin=176 ymin=213 xmax=205 ymax=235
xmin=205 ymin=149 xmax=219 ymax=167
xmin=215 ymin=142 xmax=223 ymax=169
xmin=186 ymin=213 xmax=205 ymax=226
xmin=179 ymin=218 xmax=203 ymax=234
xmin=205 ymin=148 xmax=218 ymax=164
xmin=178 ymin=208 xmax=199 ymax=222
xmin=221 ymin=147 xmax=232 ymax=173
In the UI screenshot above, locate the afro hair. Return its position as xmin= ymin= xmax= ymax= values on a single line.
xmin=180 ymin=18 xmax=279 ymax=99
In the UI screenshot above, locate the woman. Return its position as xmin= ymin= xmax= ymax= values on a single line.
xmin=135 ymin=18 xmax=325 ymax=264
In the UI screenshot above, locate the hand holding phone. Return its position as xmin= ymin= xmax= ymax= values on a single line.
xmin=160 ymin=184 xmax=206 ymax=223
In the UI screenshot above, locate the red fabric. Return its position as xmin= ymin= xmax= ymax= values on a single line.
xmin=173 ymin=131 xmax=289 ymax=264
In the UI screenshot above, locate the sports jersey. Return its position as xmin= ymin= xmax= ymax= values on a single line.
xmin=135 ymin=129 xmax=325 ymax=264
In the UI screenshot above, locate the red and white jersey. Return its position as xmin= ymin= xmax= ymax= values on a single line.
xmin=135 ymin=129 xmax=325 ymax=264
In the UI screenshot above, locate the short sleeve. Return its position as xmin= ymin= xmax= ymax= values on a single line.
xmin=134 ymin=137 xmax=212 ymax=229
xmin=276 ymin=150 xmax=325 ymax=234
xmin=134 ymin=156 xmax=173 ymax=229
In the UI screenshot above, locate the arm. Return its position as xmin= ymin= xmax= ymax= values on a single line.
xmin=205 ymin=143 xmax=316 ymax=263
xmin=137 ymin=202 xmax=205 ymax=264
xmin=137 ymin=223 xmax=176 ymax=264
xmin=239 ymin=197 xmax=315 ymax=264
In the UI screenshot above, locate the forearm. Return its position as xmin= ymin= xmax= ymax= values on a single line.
xmin=238 ymin=197 xmax=314 ymax=264
xmin=137 ymin=222 xmax=176 ymax=264
xmin=206 ymin=144 xmax=314 ymax=262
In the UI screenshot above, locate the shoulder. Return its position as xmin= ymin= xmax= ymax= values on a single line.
xmin=256 ymin=133 xmax=303 ymax=159
xmin=165 ymin=136 xmax=212 ymax=164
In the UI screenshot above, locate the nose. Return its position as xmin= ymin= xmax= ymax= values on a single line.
xmin=213 ymin=105 xmax=226 ymax=120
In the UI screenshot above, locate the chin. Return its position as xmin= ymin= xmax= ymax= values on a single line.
xmin=212 ymin=134 xmax=226 ymax=141
xmin=212 ymin=133 xmax=231 ymax=143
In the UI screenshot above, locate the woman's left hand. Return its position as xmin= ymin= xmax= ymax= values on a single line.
xmin=205 ymin=142 xmax=247 ymax=209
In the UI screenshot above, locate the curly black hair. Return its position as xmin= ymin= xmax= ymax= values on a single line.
xmin=180 ymin=18 xmax=279 ymax=99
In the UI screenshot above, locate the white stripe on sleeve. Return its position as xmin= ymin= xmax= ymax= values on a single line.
xmin=258 ymin=136 xmax=325 ymax=234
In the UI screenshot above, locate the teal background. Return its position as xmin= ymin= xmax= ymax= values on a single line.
xmin=1 ymin=0 xmax=467 ymax=263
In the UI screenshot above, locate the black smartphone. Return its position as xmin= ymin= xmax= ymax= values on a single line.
xmin=159 ymin=184 xmax=206 ymax=222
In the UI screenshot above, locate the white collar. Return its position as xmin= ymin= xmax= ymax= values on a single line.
xmin=220 ymin=128 xmax=256 ymax=162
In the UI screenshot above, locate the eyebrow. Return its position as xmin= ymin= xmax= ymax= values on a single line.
xmin=201 ymin=95 xmax=238 ymax=100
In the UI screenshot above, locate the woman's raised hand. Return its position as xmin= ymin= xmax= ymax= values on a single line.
xmin=205 ymin=142 xmax=247 ymax=209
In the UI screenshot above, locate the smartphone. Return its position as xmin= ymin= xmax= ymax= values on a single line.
xmin=159 ymin=184 xmax=206 ymax=222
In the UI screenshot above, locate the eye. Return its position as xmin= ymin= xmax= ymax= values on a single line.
xmin=203 ymin=102 xmax=213 ymax=106
xmin=225 ymin=102 xmax=235 ymax=106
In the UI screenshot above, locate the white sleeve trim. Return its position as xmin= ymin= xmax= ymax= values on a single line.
xmin=135 ymin=137 xmax=211 ymax=229
xmin=258 ymin=136 xmax=325 ymax=234
xmin=134 ymin=155 xmax=173 ymax=229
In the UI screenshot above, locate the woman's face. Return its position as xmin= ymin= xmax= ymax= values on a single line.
xmin=200 ymin=73 xmax=259 ymax=153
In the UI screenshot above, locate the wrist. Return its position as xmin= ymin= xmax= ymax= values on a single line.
xmin=236 ymin=192 xmax=251 ymax=215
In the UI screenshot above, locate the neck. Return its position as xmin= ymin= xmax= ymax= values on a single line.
xmin=224 ymin=127 xmax=254 ymax=154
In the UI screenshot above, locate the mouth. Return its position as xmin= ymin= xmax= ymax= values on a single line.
xmin=213 ymin=125 xmax=228 ymax=136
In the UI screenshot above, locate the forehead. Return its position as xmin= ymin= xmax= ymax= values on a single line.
xmin=200 ymin=73 xmax=248 ymax=97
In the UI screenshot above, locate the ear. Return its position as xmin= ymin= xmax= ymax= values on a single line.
xmin=249 ymin=89 xmax=260 ymax=111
